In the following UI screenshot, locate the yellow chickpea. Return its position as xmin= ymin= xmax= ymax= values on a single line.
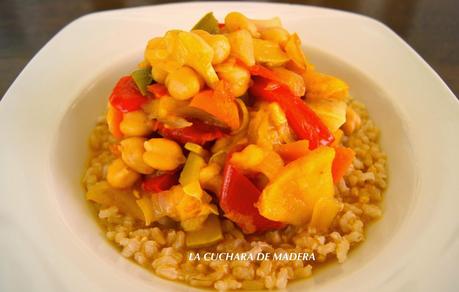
xmin=143 ymin=138 xmax=186 ymax=171
xmin=193 ymin=30 xmax=231 ymax=65
xmin=260 ymin=27 xmax=289 ymax=46
xmin=106 ymin=158 xmax=140 ymax=189
xmin=165 ymin=66 xmax=201 ymax=100
xmin=119 ymin=110 xmax=152 ymax=137
xmin=215 ymin=61 xmax=251 ymax=97
xmin=225 ymin=12 xmax=259 ymax=37
xmin=151 ymin=66 xmax=168 ymax=84
xmin=120 ymin=137 xmax=154 ymax=174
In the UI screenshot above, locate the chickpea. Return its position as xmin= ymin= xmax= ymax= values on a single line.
xmin=225 ymin=12 xmax=259 ymax=37
xmin=119 ymin=110 xmax=152 ymax=137
xmin=151 ymin=66 xmax=168 ymax=84
xmin=215 ymin=61 xmax=251 ymax=97
xmin=260 ymin=27 xmax=289 ymax=46
xmin=143 ymin=138 xmax=186 ymax=171
xmin=193 ymin=30 xmax=231 ymax=65
xmin=106 ymin=158 xmax=140 ymax=188
xmin=165 ymin=66 xmax=201 ymax=100
xmin=342 ymin=106 xmax=362 ymax=135
xmin=120 ymin=137 xmax=154 ymax=174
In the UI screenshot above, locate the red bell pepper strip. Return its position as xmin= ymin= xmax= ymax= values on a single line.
xmin=249 ymin=78 xmax=334 ymax=149
xmin=332 ymin=146 xmax=355 ymax=183
xmin=249 ymin=64 xmax=284 ymax=84
xmin=109 ymin=76 xmax=150 ymax=113
xmin=141 ymin=172 xmax=178 ymax=193
xmin=157 ymin=120 xmax=225 ymax=145
xmin=147 ymin=83 xmax=168 ymax=99
xmin=220 ymin=148 xmax=284 ymax=234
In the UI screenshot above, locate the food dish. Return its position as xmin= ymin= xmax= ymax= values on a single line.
xmin=0 ymin=3 xmax=458 ymax=292
xmin=81 ymin=11 xmax=387 ymax=290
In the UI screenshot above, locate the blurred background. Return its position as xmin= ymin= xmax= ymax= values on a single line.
xmin=0 ymin=0 xmax=458 ymax=98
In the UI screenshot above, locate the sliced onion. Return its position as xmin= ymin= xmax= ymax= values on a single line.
xmin=231 ymin=98 xmax=250 ymax=135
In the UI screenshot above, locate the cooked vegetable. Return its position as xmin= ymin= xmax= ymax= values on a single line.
xmin=147 ymin=83 xmax=168 ymax=98
xmin=143 ymin=138 xmax=186 ymax=171
xmin=184 ymin=142 xmax=209 ymax=157
xmin=257 ymin=147 xmax=335 ymax=225
xmin=220 ymin=147 xmax=284 ymax=233
xmin=332 ymin=146 xmax=355 ymax=183
xmin=225 ymin=12 xmax=259 ymax=37
xmin=149 ymin=185 xmax=218 ymax=225
xmin=131 ymin=68 xmax=152 ymax=96
xmin=192 ymin=30 xmax=230 ymax=65
xmin=232 ymin=98 xmax=250 ymax=135
xmin=119 ymin=110 xmax=152 ymax=137
xmin=302 ymin=69 xmax=349 ymax=101
xmin=185 ymin=215 xmax=223 ymax=248
xmin=247 ymin=102 xmax=292 ymax=149
xmin=156 ymin=120 xmax=225 ymax=145
xmin=109 ymin=76 xmax=150 ymax=112
xmin=249 ymin=17 xmax=282 ymax=30
xmin=272 ymin=67 xmax=305 ymax=97
xmin=230 ymin=144 xmax=284 ymax=181
xmin=215 ymin=59 xmax=251 ymax=97
xmin=136 ymin=196 xmax=155 ymax=225
xmin=331 ymin=129 xmax=344 ymax=147
xmin=87 ymin=181 xmax=144 ymax=220
xmin=189 ymin=81 xmax=240 ymax=130
xmin=250 ymin=78 xmax=334 ymax=149
xmin=145 ymin=31 xmax=219 ymax=88
xmin=192 ymin=12 xmax=220 ymax=34
xmin=106 ymin=104 xmax=124 ymax=139
xmin=165 ymin=66 xmax=202 ymax=100
xmin=227 ymin=29 xmax=255 ymax=66
xmin=251 ymin=64 xmax=305 ymax=97
xmin=106 ymin=158 xmax=140 ymax=189
xmin=306 ymin=98 xmax=347 ymax=132
xmin=151 ymin=66 xmax=168 ymax=83
xmin=120 ymin=137 xmax=154 ymax=174
xmin=141 ymin=172 xmax=178 ymax=193
xmin=177 ymin=31 xmax=219 ymax=88
xmin=275 ymin=140 xmax=310 ymax=163
xmin=199 ymin=162 xmax=223 ymax=195
xmin=342 ymin=106 xmax=361 ymax=135
xmin=259 ymin=26 xmax=289 ymax=45
xmin=284 ymin=33 xmax=308 ymax=73
xmin=253 ymin=38 xmax=289 ymax=67
xmin=143 ymin=95 xmax=191 ymax=129
xmin=309 ymin=197 xmax=342 ymax=232
xmin=179 ymin=152 xmax=206 ymax=199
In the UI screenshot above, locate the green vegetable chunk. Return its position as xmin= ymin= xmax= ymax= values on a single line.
xmin=192 ymin=12 xmax=220 ymax=34
xmin=186 ymin=215 xmax=223 ymax=248
xmin=131 ymin=68 xmax=152 ymax=96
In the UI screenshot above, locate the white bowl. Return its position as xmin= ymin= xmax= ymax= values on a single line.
xmin=1 ymin=2 xmax=458 ymax=291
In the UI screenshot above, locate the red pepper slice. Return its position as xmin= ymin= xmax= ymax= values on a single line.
xmin=147 ymin=83 xmax=168 ymax=99
xmin=141 ymin=172 xmax=178 ymax=193
xmin=249 ymin=64 xmax=284 ymax=84
xmin=157 ymin=120 xmax=225 ymax=145
xmin=249 ymin=78 xmax=334 ymax=149
xmin=219 ymin=148 xmax=284 ymax=234
xmin=109 ymin=76 xmax=150 ymax=113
